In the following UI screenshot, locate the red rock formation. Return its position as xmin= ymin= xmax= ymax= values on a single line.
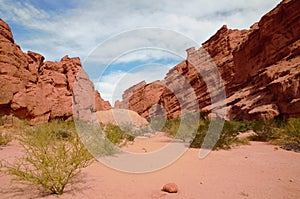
xmin=161 ymin=183 xmax=178 ymax=193
xmin=95 ymin=90 xmax=111 ymax=111
xmin=0 ymin=19 xmax=111 ymax=125
xmin=117 ymin=0 xmax=300 ymax=120
xmin=233 ymin=0 xmax=300 ymax=85
xmin=115 ymin=80 xmax=165 ymax=118
xmin=115 ymin=81 xmax=147 ymax=109
xmin=228 ymin=0 xmax=300 ymax=119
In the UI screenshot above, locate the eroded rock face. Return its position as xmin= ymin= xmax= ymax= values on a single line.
xmin=115 ymin=80 xmax=165 ymax=118
xmin=0 ymin=19 xmax=111 ymax=125
xmin=116 ymin=0 xmax=300 ymax=120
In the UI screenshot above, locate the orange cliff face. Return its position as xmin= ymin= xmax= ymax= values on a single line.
xmin=115 ymin=0 xmax=300 ymax=120
xmin=0 ymin=19 xmax=111 ymax=125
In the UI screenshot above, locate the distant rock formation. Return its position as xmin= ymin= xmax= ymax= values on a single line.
xmin=116 ymin=0 xmax=300 ymax=120
xmin=0 ymin=19 xmax=111 ymax=125
xmin=115 ymin=80 xmax=165 ymax=118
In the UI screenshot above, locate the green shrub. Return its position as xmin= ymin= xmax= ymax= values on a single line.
xmin=105 ymin=123 xmax=135 ymax=145
xmin=279 ymin=118 xmax=300 ymax=151
xmin=246 ymin=118 xmax=300 ymax=152
xmin=190 ymin=120 xmax=250 ymax=150
xmin=75 ymin=121 xmax=118 ymax=157
xmin=161 ymin=117 xmax=181 ymax=137
xmin=0 ymin=131 xmax=12 ymax=146
xmin=1 ymin=120 xmax=93 ymax=195
xmin=286 ymin=118 xmax=300 ymax=141
xmin=149 ymin=116 xmax=166 ymax=132
xmin=229 ymin=120 xmax=256 ymax=133
xmin=251 ymin=120 xmax=276 ymax=141
xmin=0 ymin=118 xmax=4 ymax=126
xmin=189 ymin=120 xmax=209 ymax=148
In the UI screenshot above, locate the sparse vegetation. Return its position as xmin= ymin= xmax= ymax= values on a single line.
xmin=1 ymin=115 xmax=299 ymax=196
xmin=0 ymin=118 xmax=4 ymax=126
xmin=149 ymin=116 xmax=167 ymax=132
xmin=249 ymin=118 xmax=300 ymax=152
xmin=105 ymin=123 xmax=135 ymax=145
xmin=0 ymin=131 xmax=12 ymax=146
xmin=190 ymin=120 xmax=250 ymax=150
xmin=159 ymin=116 xmax=299 ymax=151
xmin=1 ymin=120 xmax=93 ymax=195
xmin=75 ymin=120 xmax=118 ymax=157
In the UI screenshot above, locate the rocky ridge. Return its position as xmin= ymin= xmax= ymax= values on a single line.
xmin=115 ymin=0 xmax=300 ymax=120
xmin=0 ymin=19 xmax=111 ymax=125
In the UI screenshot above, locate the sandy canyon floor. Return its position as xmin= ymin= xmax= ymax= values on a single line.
xmin=0 ymin=133 xmax=299 ymax=199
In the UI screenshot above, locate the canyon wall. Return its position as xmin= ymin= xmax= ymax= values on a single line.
xmin=0 ymin=19 xmax=111 ymax=125
xmin=116 ymin=0 xmax=300 ymax=120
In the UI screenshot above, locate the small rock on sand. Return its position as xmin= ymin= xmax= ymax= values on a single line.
xmin=161 ymin=183 xmax=178 ymax=193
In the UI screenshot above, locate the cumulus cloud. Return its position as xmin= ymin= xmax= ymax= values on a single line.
xmin=0 ymin=0 xmax=282 ymax=102
xmin=94 ymin=63 xmax=174 ymax=104
xmin=0 ymin=0 xmax=281 ymax=60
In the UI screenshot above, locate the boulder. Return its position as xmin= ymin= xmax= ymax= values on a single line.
xmin=161 ymin=183 xmax=178 ymax=193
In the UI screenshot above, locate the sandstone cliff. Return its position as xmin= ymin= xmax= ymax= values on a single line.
xmin=0 ymin=19 xmax=111 ymax=125
xmin=116 ymin=0 xmax=300 ymax=120
xmin=115 ymin=80 xmax=165 ymax=118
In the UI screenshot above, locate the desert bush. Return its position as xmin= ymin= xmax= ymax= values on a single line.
xmin=162 ymin=117 xmax=181 ymax=137
xmin=189 ymin=120 xmax=209 ymax=148
xmin=250 ymin=119 xmax=282 ymax=141
xmin=161 ymin=113 xmax=200 ymax=142
xmin=105 ymin=123 xmax=135 ymax=144
xmin=149 ymin=116 xmax=167 ymax=132
xmin=161 ymin=115 xmax=300 ymax=151
xmin=75 ymin=120 xmax=118 ymax=157
xmin=0 ymin=131 xmax=12 ymax=146
xmin=278 ymin=118 xmax=300 ymax=151
xmin=190 ymin=120 xmax=250 ymax=150
xmin=1 ymin=120 xmax=93 ymax=195
xmin=229 ymin=120 xmax=256 ymax=133
xmin=0 ymin=118 xmax=4 ymax=126
xmin=246 ymin=118 xmax=300 ymax=151
xmin=175 ymin=112 xmax=199 ymax=142
xmin=118 ymin=122 xmax=149 ymax=137
xmin=285 ymin=118 xmax=300 ymax=142
xmin=215 ymin=121 xmax=240 ymax=149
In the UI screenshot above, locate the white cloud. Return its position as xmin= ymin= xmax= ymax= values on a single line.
xmin=94 ymin=63 xmax=174 ymax=104
xmin=0 ymin=0 xmax=281 ymax=60
xmin=0 ymin=0 xmax=282 ymax=102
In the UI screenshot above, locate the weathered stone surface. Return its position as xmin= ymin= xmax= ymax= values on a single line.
xmin=161 ymin=183 xmax=178 ymax=193
xmin=72 ymin=69 xmax=111 ymax=122
xmin=96 ymin=109 xmax=148 ymax=127
xmin=95 ymin=90 xmax=112 ymax=111
xmin=116 ymin=0 xmax=300 ymax=120
xmin=115 ymin=81 xmax=147 ymax=109
xmin=233 ymin=0 xmax=300 ymax=85
xmin=0 ymin=18 xmax=14 ymax=43
xmin=115 ymin=81 xmax=165 ymax=118
xmin=0 ymin=19 xmax=111 ymax=125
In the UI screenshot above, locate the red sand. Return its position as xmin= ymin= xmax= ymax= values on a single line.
xmin=0 ymin=134 xmax=299 ymax=199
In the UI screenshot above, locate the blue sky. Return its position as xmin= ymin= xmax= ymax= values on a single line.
xmin=0 ymin=0 xmax=281 ymax=104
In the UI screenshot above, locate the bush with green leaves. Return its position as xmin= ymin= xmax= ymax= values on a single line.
xmin=251 ymin=118 xmax=300 ymax=151
xmin=149 ymin=116 xmax=167 ymax=132
xmin=190 ymin=120 xmax=240 ymax=149
xmin=161 ymin=117 xmax=181 ymax=137
xmin=76 ymin=121 xmax=118 ymax=157
xmin=282 ymin=118 xmax=300 ymax=151
xmin=0 ymin=131 xmax=12 ymax=146
xmin=105 ymin=123 xmax=135 ymax=145
xmin=1 ymin=120 xmax=93 ymax=195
